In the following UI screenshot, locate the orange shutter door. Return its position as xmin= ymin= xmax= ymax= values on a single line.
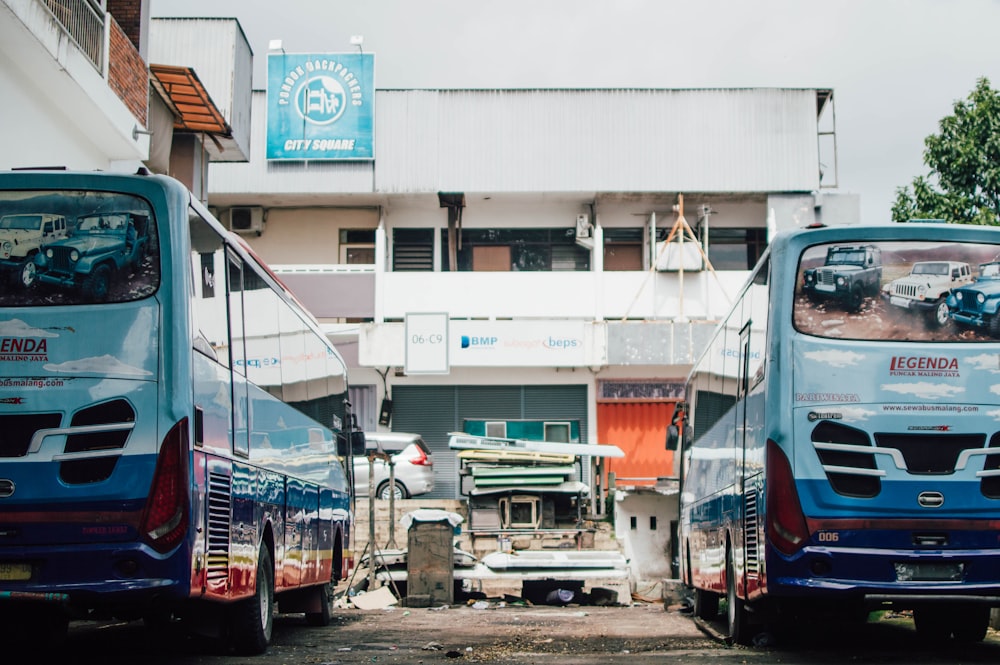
xmin=597 ymin=402 xmax=676 ymax=487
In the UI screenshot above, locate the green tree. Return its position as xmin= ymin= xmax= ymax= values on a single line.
xmin=892 ymin=77 xmax=1000 ymax=225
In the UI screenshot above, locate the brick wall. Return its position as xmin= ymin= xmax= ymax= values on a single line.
xmin=107 ymin=15 xmax=147 ymax=126
xmin=107 ymin=0 xmax=141 ymax=49
xmin=352 ymin=498 xmax=468 ymax=558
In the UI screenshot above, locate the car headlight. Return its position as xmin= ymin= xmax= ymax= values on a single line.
xmin=70 ymin=250 xmax=79 ymax=262
xmin=956 ymin=292 xmax=964 ymax=301
xmin=978 ymin=293 xmax=986 ymax=304
xmin=46 ymin=248 xmax=54 ymax=258
xmin=917 ymin=284 xmax=927 ymax=297
xmin=836 ymin=276 xmax=846 ymax=287
xmin=2 ymin=241 xmax=11 ymax=252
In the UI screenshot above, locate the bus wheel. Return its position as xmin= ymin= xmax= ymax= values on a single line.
xmin=694 ymin=588 xmax=719 ymax=620
xmin=913 ymin=606 xmax=951 ymax=643
xmin=305 ymin=580 xmax=334 ymax=627
xmin=725 ymin=548 xmax=753 ymax=646
xmin=231 ymin=545 xmax=274 ymax=655
xmin=5 ymin=606 xmax=69 ymax=649
xmin=951 ymin=605 xmax=990 ymax=643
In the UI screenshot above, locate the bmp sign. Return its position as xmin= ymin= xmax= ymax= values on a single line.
xmin=461 ymin=336 xmax=497 ymax=348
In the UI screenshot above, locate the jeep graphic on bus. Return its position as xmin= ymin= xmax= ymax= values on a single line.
xmin=0 ymin=213 xmax=68 ymax=288
xmin=881 ymin=260 xmax=973 ymax=327
xmin=34 ymin=211 xmax=149 ymax=301
xmin=948 ymin=260 xmax=1000 ymax=336
xmin=801 ymin=243 xmax=883 ymax=312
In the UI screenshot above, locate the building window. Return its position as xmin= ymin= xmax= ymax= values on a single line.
xmin=340 ymin=229 xmax=375 ymax=264
xmin=442 ymin=228 xmax=590 ymax=272
xmin=603 ymin=228 xmax=644 ymax=271
xmin=705 ymin=228 xmax=767 ymax=270
xmin=544 ymin=422 xmax=571 ymax=442
xmin=393 ymin=228 xmax=435 ymax=271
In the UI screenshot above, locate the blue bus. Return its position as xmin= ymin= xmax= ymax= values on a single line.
xmin=0 ymin=170 xmax=363 ymax=654
xmin=672 ymin=222 xmax=1000 ymax=644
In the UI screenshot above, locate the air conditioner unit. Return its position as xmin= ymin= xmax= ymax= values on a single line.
xmin=575 ymin=214 xmax=592 ymax=239
xmin=223 ymin=207 xmax=265 ymax=236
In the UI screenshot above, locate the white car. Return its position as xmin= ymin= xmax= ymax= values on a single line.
xmin=353 ymin=432 xmax=435 ymax=500
xmin=881 ymin=260 xmax=973 ymax=327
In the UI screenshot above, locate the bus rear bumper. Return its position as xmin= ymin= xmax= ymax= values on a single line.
xmin=0 ymin=542 xmax=190 ymax=615
xmin=766 ymin=546 xmax=1000 ymax=606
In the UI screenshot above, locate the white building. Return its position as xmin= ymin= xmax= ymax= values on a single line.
xmin=0 ymin=1 xmax=251 ymax=197
xmin=196 ymin=77 xmax=857 ymax=502
xmin=2 ymin=4 xmax=859 ymax=584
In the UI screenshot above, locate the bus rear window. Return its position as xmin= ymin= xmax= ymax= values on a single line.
xmin=794 ymin=239 xmax=1000 ymax=342
xmin=0 ymin=190 xmax=159 ymax=306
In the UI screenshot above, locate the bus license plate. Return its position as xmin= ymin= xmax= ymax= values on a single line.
xmin=0 ymin=561 xmax=32 ymax=581
xmin=894 ymin=562 xmax=963 ymax=582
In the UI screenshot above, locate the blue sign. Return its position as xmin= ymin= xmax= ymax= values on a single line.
xmin=266 ymin=53 xmax=374 ymax=160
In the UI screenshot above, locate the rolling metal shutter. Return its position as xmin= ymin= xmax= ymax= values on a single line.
xmin=391 ymin=385 xmax=588 ymax=499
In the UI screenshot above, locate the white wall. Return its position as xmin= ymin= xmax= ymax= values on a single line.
xmin=614 ymin=490 xmax=678 ymax=586
xmin=0 ymin=66 xmax=108 ymax=170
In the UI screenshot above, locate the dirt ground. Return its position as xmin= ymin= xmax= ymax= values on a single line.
xmin=302 ymin=600 xmax=714 ymax=664
xmin=17 ymin=600 xmax=721 ymax=665
xmin=15 ymin=598 xmax=1000 ymax=665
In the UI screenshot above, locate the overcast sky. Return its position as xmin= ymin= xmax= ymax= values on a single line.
xmin=151 ymin=0 xmax=1000 ymax=222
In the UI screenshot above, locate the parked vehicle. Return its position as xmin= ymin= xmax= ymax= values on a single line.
xmin=353 ymin=432 xmax=434 ymax=500
xmin=948 ymin=260 xmax=1000 ymax=336
xmin=34 ymin=211 xmax=150 ymax=301
xmin=676 ymin=225 xmax=1000 ymax=645
xmin=0 ymin=213 xmax=68 ymax=287
xmin=0 ymin=171 xmax=360 ymax=654
xmin=881 ymin=260 xmax=972 ymax=326
xmin=801 ymin=243 xmax=882 ymax=311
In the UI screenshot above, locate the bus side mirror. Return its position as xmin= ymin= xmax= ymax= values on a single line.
xmin=666 ymin=424 xmax=693 ymax=451
xmin=350 ymin=430 xmax=367 ymax=456
xmin=666 ymin=425 xmax=680 ymax=451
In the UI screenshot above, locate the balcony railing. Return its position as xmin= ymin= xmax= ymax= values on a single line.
xmin=41 ymin=0 xmax=103 ymax=70
xmin=379 ymin=269 xmax=746 ymax=322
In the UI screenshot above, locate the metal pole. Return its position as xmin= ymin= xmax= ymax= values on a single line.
xmin=367 ymin=454 xmax=376 ymax=590
xmin=387 ymin=459 xmax=397 ymax=548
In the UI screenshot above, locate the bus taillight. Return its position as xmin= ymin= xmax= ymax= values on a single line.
xmin=141 ymin=418 xmax=190 ymax=553
xmin=765 ymin=439 xmax=810 ymax=556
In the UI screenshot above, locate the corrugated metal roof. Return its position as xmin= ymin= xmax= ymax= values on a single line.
xmin=375 ymin=88 xmax=821 ymax=194
xmin=211 ymin=87 xmax=823 ymax=197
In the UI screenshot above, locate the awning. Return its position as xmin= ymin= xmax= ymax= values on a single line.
xmin=148 ymin=63 xmax=230 ymax=136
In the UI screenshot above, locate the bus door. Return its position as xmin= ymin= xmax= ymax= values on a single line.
xmin=734 ymin=320 xmax=753 ymax=594
xmin=227 ymin=249 xmax=250 ymax=457
xmin=226 ymin=249 xmax=256 ymax=574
